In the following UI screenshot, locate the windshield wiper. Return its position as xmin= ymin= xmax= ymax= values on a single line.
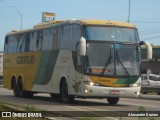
xmin=115 ymin=50 xmax=130 ymax=76
xmin=101 ymin=48 xmax=112 ymax=75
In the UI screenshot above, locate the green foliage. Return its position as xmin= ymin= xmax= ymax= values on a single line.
xmin=24 ymin=104 xmax=39 ymax=111
xmin=139 ymin=106 xmax=146 ymax=112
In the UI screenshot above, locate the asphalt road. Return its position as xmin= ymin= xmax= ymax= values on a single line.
xmin=0 ymin=86 xmax=160 ymax=120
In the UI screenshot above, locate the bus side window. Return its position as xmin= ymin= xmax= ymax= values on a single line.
xmin=16 ymin=35 xmax=20 ymax=52
xmin=42 ymin=28 xmax=53 ymax=50
xmin=53 ymin=28 xmax=59 ymax=49
xmin=72 ymin=24 xmax=81 ymax=52
xmin=8 ymin=36 xmax=17 ymax=53
xmin=37 ymin=31 xmax=43 ymax=51
xmin=17 ymin=34 xmax=25 ymax=53
xmin=60 ymin=25 xmax=72 ymax=49
xmin=30 ymin=32 xmax=37 ymax=51
xmin=25 ymin=33 xmax=30 ymax=52
xmin=4 ymin=36 xmax=9 ymax=53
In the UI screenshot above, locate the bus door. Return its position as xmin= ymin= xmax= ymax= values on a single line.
xmin=72 ymin=39 xmax=85 ymax=95
xmin=72 ymin=24 xmax=84 ymax=94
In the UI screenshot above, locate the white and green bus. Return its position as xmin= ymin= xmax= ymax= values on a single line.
xmin=3 ymin=19 xmax=152 ymax=104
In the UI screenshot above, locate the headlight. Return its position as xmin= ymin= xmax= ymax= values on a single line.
xmin=129 ymin=83 xmax=141 ymax=87
xmin=84 ymin=81 xmax=100 ymax=86
xmin=129 ymin=77 xmax=141 ymax=87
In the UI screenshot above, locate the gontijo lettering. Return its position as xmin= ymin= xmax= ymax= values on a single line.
xmin=17 ymin=56 xmax=34 ymax=64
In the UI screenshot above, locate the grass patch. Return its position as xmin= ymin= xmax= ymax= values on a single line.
xmin=0 ymin=103 xmax=4 ymax=111
xmin=24 ymin=104 xmax=40 ymax=111
xmin=0 ymin=102 xmax=41 ymax=112
xmin=0 ymin=102 xmax=47 ymax=120
xmin=138 ymin=106 xmax=155 ymax=120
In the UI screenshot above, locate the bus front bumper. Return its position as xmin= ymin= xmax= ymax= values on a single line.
xmin=80 ymin=85 xmax=141 ymax=98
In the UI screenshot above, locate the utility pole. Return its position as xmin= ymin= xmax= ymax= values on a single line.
xmin=128 ymin=0 xmax=131 ymax=23
xmin=9 ymin=5 xmax=23 ymax=30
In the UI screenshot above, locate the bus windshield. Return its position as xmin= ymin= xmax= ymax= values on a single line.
xmin=84 ymin=26 xmax=140 ymax=77
xmin=84 ymin=26 xmax=138 ymax=43
xmin=84 ymin=42 xmax=140 ymax=77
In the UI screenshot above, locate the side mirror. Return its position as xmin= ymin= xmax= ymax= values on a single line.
xmin=79 ymin=37 xmax=86 ymax=56
xmin=140 ymin=41 xmax=152 ymax=60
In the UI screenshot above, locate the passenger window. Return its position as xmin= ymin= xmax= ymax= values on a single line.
xmin=8 ymin=36 xmax=17 ymax=53
xmin=30 ymin=32 xmax=37 ymax=51
xmin=72 ymin=24 xmax=81 ymax=51
xmin=42 ymin=28 xmax=53 ymax=50
xmin=17 ymin=34 xmax=25 ymax=52
xmin=60 ymin=25 xmax=72 ymax=49
xmin=36 ymin=31 xmax=43 ymax=51
xmin=25 ymin=33 xmax=30 ymax=52
xmin=53 ymin=28 xmax=59 ymax=49
xmin=4 ymin=36 xmax=8 ymax=53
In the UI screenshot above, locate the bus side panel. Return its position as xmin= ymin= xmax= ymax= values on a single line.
xmin=3 ymin=52 xmax=42 ymax=91
xmin=29 ymin=50 xmax=59 ymax=92
xmin=31 ymin=49 xmax=78 ymax=95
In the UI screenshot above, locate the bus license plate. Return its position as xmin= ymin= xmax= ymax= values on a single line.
xmin=109 ymin=90 xmax=120 ymax=95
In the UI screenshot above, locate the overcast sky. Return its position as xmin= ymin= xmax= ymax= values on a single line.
xmin=0 ymin=0 xmax=160 ymax=51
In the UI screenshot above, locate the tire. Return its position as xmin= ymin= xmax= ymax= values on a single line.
xmin=25 ymin=91 xmax=33 ymax=98
xmin=50 ymin=93 xmax=60 ymax=101
xmin=107 ymin=97 xmax=119 ymax=105
xmin=13 ymin=82 xmax=19 ymax=97
xmin=17 ymin=79 xmax=25 ymax=98
xmin=60 ymin=80 xmax=74 ymax=104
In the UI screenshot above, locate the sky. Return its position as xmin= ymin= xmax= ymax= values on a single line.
xmin=0 ymin=0 xmax=160 ymax=51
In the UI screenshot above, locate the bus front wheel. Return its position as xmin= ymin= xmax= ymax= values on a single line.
xmin=107 ymin=97 xmax=119 ymax=105
xmin=60 ymin=80 xmax=74 ymax=104
xmin=50 ymin=93 xmax=60 ymax=101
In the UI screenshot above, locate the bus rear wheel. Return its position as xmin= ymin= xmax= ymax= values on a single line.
xmin=17 ymin=79 xmax=25 ymax=98
xmin=25 ymin=91 xmax=33 ymax=98
xmin=17 ymin=78 xmax=33 ymax=98
xmin=13 ymin=81 xmax=19 ymax=97
xmin=107 ymin=97 xmax=119 ymax=105
xmin=60 ymin=80 xmax=74 ymax=104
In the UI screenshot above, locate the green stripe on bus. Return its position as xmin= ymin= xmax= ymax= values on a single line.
xmin=33 ymin=50 xmax=59 ymax=85
xmin=114 ymin=76 xmax=139 ymax=85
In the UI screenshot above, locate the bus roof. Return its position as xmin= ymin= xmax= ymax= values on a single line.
xmin=6 ymin=19 xmax=136 ymax=36
xmin=33 ymin=19 xmax=136 ymax=29
xmin=78 ymin=20 xmax=136 ymax=28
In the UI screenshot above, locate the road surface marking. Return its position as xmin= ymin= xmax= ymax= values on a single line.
xmin=119 ymin=102 xmax=159 ymax=108
xmin=65 ymin=105 xmax=119 ymax=120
